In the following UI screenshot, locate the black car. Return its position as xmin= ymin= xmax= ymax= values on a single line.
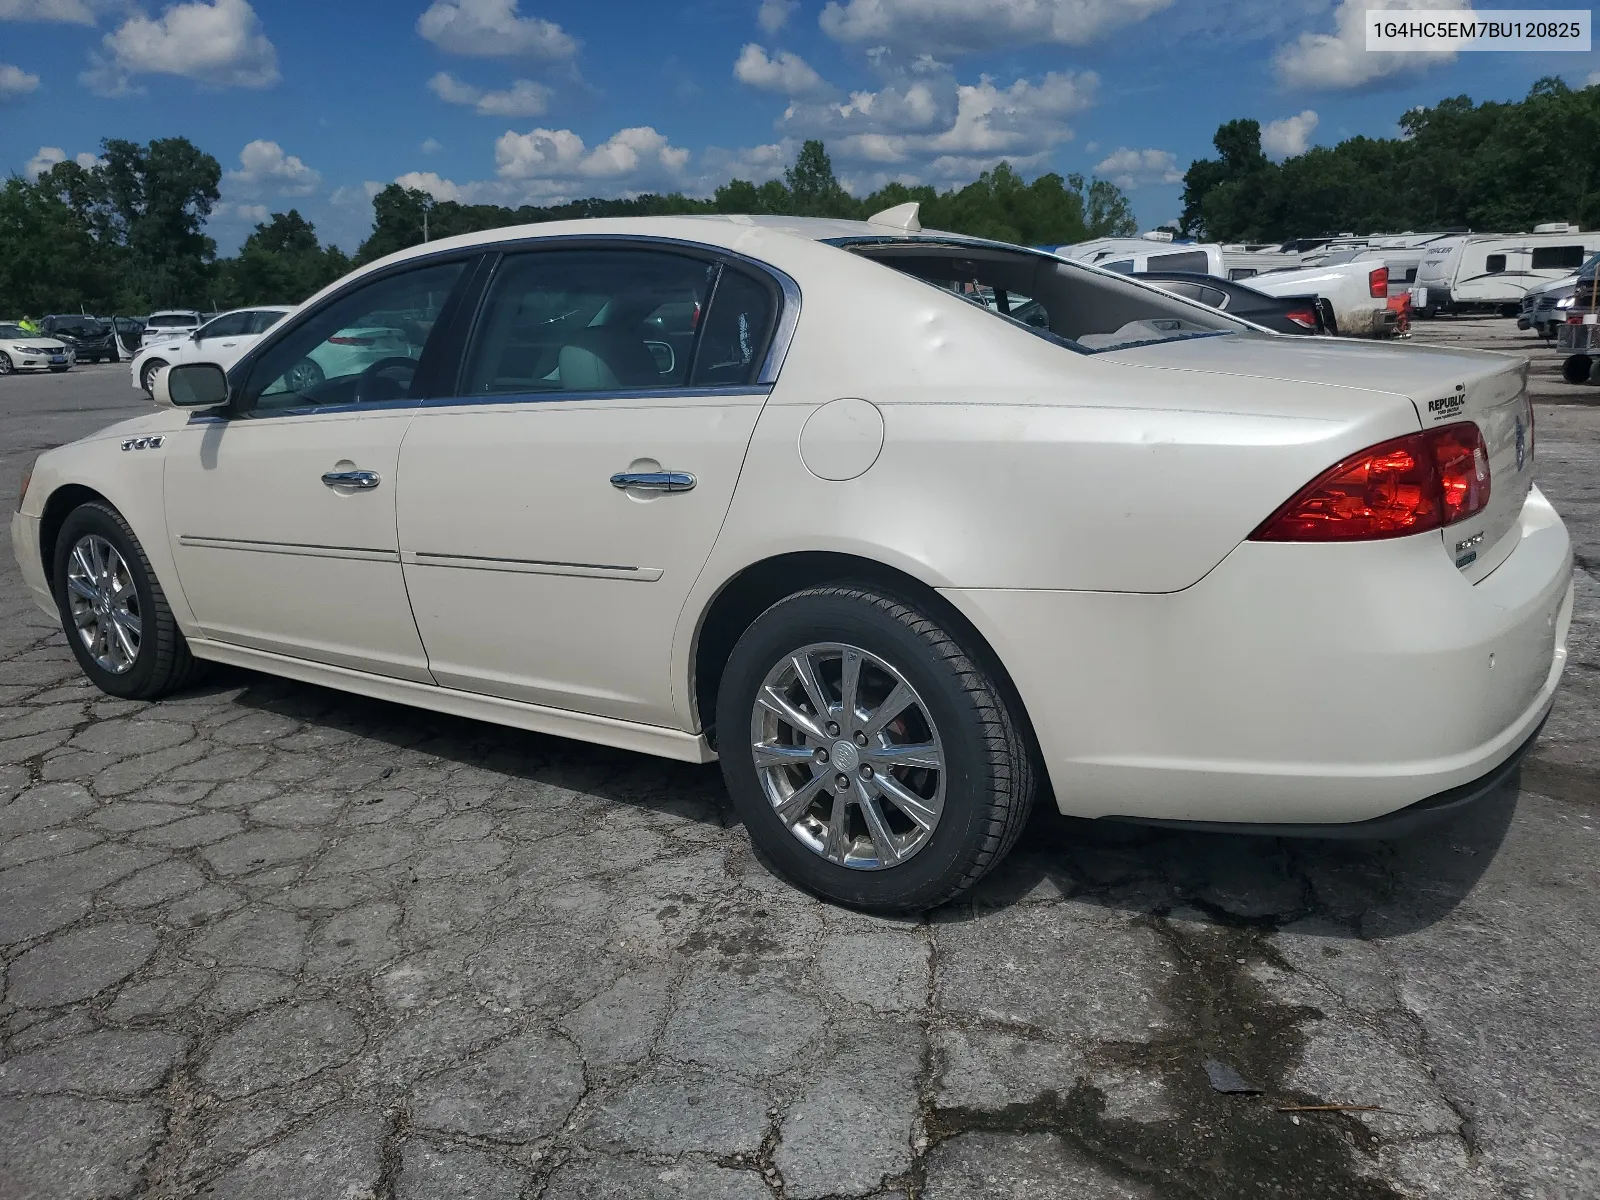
xmin=1130 ymin=271 xmax=1331 ymax=336
xmin=41 ymin=315 xmax=119 ymax=363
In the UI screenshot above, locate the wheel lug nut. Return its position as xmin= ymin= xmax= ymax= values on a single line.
xmin=826 ymin=722 xmax=840 ymax=737
xmin=814 ymin=748 xmax=829 ymax=763
xmin=860 ymin=764 xmax=873 ymax=779
xmin=835 ymin=774 xmax=849 ymax=791
xmin=854 ymin=731 xmax=868 ymax=747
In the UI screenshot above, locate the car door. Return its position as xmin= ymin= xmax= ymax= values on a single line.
xmin=163 ymin=259 xmax=471 ymax=681
xmin=190 ymin=311 xmax=251 ymax=365
xmin=397 ymin=244 xmax=784 ymax=727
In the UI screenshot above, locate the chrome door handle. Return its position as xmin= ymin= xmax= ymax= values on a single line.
xmin=322 ymin=470 xmax=381 ymax=490
xmin=610 ymin=471 xmax=696 ymax=493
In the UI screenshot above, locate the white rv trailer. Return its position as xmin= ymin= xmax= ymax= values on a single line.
xmin=1413 ymin=224 xmax=1600 ymax=315
xmin=1054 ymin=233 xmax=1225 ymax=277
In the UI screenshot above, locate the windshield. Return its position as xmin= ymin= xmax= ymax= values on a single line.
xmin=843 ymin=239 xmax=1249 ymax=354
xmin=53 ymin=319 xmax=109 ymax=335
xmin=0 ymin=324 xmax=33 ymax=339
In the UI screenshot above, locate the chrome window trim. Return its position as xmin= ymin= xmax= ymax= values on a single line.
xmin=221 ymin=234 xmax=800 ymax=420
xmin=419 ymin=383 xmax=773 ymax=410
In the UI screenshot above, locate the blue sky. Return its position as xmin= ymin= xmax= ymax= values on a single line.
xmin=1 ymin=0 xmax=1596 ymax=252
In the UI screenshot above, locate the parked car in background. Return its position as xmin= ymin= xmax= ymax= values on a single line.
xmin=131 ymin=306 xmax=291 ymax=394
xmin=1518 ymin=276 xmax=1578 ymax=339
xmin=1248 ymin=259 xmax=1396 ymax=337
xmin=0 ymin=323 xmax=73 ymax=374
xmin=1132 ymin=271 xmax=1329 ymax=334
xmin=139 ymin=310 xmax=203 ymax=349
xmin=11 ymin=209 xmax=1573 ymax=910
xmin=41 ymin=315 xmax=119 ymax=364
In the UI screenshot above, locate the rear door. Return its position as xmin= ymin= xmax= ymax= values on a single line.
xmin=396 ymin=243 xmax=785 ymax=728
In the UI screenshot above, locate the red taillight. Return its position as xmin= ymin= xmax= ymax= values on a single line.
xmin=1368 ymin=267 xmax=1389 ymax=298
xmin=1251 ymin=423 xmax=1490 ymax=542
xmin=1285 ymin=308 xmax=1318 ymax=330
xmin=328 ymin=336 xmax=374 ymax=346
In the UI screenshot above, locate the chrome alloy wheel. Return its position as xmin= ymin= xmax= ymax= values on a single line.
xmin=65 ymin=534 xmax=142 ymax=675
xmin=749 ymin=642 xmax=945 ymax=870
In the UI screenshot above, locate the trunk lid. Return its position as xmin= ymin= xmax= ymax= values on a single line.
xmin=1102 ymin=335 xmax=1534 ymax=577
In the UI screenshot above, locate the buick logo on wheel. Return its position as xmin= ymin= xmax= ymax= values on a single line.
xmin=1515 ymin=417 xmax=1526 ymax=471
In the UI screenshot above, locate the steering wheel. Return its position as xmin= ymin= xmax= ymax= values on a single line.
xmin=352 ymin=356 xmax=419 ymax=404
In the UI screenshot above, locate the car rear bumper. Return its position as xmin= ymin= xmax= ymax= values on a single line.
xmin=11 ymin=511 xmax=53 ymax=617
xmin=944 ymin=485 xmax=1573 ymax=826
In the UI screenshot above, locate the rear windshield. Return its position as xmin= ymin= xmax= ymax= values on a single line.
xmin=841 ymin=240 xmax=1250 ymax=354
xmin=147 ymin=313 xmax=199 ymax=328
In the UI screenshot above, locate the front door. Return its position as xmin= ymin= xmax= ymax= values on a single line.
xmin=397 ymin=246 xmax=783 ymax=727
xmin=164 ymin=259 xmax=469 ymax=681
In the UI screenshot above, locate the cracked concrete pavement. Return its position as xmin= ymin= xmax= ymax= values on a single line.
xmin=2 ymin=335 xmax=1598 ymax=1199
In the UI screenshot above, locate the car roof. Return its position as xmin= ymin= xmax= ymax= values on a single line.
xmin=148 ymin=309 xmax=202 ymax=318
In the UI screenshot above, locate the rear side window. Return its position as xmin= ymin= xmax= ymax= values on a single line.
xmin=1104 ymin=259 xmax=1135 ymax=274
xmin=1485 ymin=254 xmax=1507 ymax=273
xmin=461 ymin=249 xmax=717 ymax=395
xmin=691 ymin=268 xmax=777 ymax=386
xmin=246 ymin=311 xmax=285 ymax=334
xmin=1531 ymin=245 xmax=1585 ymax=270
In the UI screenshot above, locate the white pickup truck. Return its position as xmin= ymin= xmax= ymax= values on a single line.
xmin=1247 ymin=260 xmax=1397 ymax=337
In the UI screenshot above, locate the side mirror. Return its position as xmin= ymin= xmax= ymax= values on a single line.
xmin=156 ymin=362 xmax=230 ymax=410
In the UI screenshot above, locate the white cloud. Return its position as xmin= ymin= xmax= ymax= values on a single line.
xmin=1092 ymin=147 xmax=1182 ymax=189
xmin=417 ymin=0 xmax=577 ymax=59
xmin=83 ymin=0 xmax=279 ymax=94
xmin=24 ymin=146 xmax=100 ymax=181
xmin=1275 ymin=0 xmax=1465 ymax=89
xmin=213 ymin=200 xmax=271 ymax=223
xmin=395 ymin=171 xmax=463 ymax=202
xmin=496 ymin=124 xmax=690 ymax=181
xmin=0 ymin=0 xmax=97 ymax=22
xmin=1587 ymin=70 xmax=1600 ymax=86
xmin=734 ymin=44 xmax=826 ymax=95
xmin=1260 ymin=109 xmax=1319 ymax=159
xmin=420 ymin=137 xmax=443 ymax=153
xmin=0 ymin=62 xmax=39 ymax=99
xmin=757 ymin=0 xmax=796 ymax=34
xmin=781 ymin=68 xmax=1096 ymax=180
xmin=225 ymin=139 xmax=320 ymax=196
xmin=820 ymin=0 xmax=1171 ymax=54
xmin=427 ymin=70 xmax=552 ymax=116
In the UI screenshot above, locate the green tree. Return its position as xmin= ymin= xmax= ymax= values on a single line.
xmin=0 ymin=176 xmax=116 ymax=314
xmin=41 ymin=138 xmax=223 ymax=309
xmin=783 ymin=140 xmax=856 ymax=217
xmin=217 ymin=210 xmax=352 ymax=307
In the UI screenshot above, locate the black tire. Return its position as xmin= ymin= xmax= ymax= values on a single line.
xmin=1563 ymin=355 xmax=1593 ymax=384
xmin=52 ymin=502 xmax=205 ymax=700
xmin=717 ymin=585 xmax=1035 ymax=911
xmin=139 ymin=358 xmax=166 ymax=394
xmin=0 ymin=352 xmax=12 ymax=375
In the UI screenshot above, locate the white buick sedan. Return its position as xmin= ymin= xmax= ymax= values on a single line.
xmin=11 ymin=210 xmax=1574 ymax=910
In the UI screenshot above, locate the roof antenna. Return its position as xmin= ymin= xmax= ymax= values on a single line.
xmin=868 ymin=201 xmax=921 ymax=232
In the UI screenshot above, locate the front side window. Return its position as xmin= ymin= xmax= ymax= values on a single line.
xmin=199 ymin=313 xmax=250 ymax=340
xmin=241 ymin=260 xmax=466 ymax=414
xmin=246 ymin=310 xmax=286 ymax=335
xmin=460 ymin=248 xmax=733 ymax=396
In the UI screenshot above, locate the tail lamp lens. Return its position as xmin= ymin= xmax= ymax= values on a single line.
xmin=1285 ymin=308 xmax=1318 ymax=329
xmin=1368 ymin=266 xmax=1389 ymax=298
xmin=1251 ymin=423 xmax=1490 ymax=542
